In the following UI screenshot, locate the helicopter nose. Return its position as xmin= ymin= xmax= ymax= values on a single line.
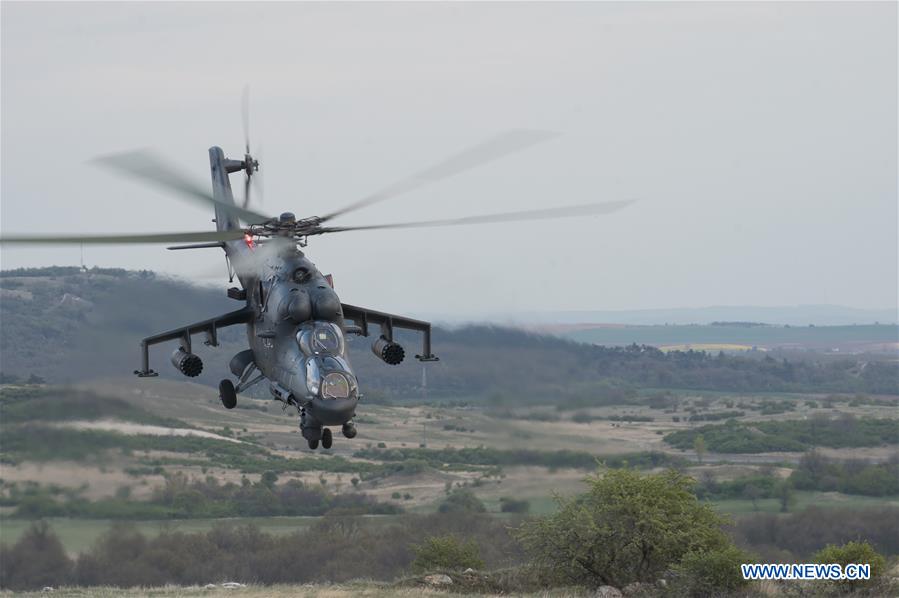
xmin=307 ymin=397 xmax=358 ymax=426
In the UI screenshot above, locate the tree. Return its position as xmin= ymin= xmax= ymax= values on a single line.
xmin=0 ymin=522 xmax=72 ymax=590
xmin=777 ymin=480 xmax=795 ymax=513
xmin=694 ymin=435 xmax=707 ymax=464
xmin=516 ymin=469 xmax=734 ymax=588
xmin=411 ymin=535 xmax=485 ymax=573
xmin=260 ymin=471 xmax=279 ymax=489
xmin=745 ymin=484 xmax=762 ymax=512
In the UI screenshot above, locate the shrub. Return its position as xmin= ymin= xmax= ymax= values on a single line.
xmin=812 ymin=541 xmax=886 ymax=588
xmin=516 ymin=468 xmax=734 ymax=588
xmin=499 ymin=497 xmax=530 ymax=513
xmin=674 ymin=546 xmax=752 ymax=596
xmin=411 ymin=535 xmax=485 ymax=573
xmin=438 ymin=489 xmax=486 ymax=514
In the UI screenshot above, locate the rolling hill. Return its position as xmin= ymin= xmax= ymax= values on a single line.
xmin=1 ymin=267 xmax=897 ymax=399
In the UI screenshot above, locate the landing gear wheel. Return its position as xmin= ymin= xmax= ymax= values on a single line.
xmin=219 ymin=379 xmax=237 ymax=409
xmin=342 ymin=422 xmax=357 ymax=439
xmin=321 ymin=428 xmax=333 ymax=449
xmin=307 ymin=437 xmax=319 ymax=450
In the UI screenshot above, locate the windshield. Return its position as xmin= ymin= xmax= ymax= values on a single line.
xmin=297 ymin=322 xmax=356 ymax=399
xmin=297 ymin=322 xmax=345 ymax=357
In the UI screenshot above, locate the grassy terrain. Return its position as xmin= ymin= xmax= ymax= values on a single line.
xmin=0 ymin=584 xmax=592 ymax=598
xmin=2 ymin=379 xmax=898 ymax=558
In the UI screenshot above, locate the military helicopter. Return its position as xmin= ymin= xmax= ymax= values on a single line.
xmin=0 ymin=96 xmax=632 ymax=449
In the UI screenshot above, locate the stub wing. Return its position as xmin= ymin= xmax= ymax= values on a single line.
xmin=135 ymin=307 xmax=255 ymax=377
xmin=340 ymin=303 xmax=438 ymax=362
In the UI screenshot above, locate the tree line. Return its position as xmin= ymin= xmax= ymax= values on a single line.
xmin=6 ymin=472 xmax=400 ymax=520
xmin=665 ymin=415 xmax=899 ymax=453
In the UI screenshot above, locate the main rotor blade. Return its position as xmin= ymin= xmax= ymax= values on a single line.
xmin=0 ymin=230 xmax=245 ymax=244
xmin=92 ymin=150 xmax=270 ymax=224
xmin=318 ymin=199 xmax=635 ymax=234
xmin=319 ymin=129 xmax=560 ymax=222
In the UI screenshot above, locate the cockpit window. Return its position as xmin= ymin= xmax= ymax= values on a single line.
xmin=297 ymin=321 xmax=355 ymax=399
xmin=297 ymin=322 xmax=346 ymax=357
xmin=314 ymin=327 xmax=340 ymax=353
xmin=292 ymin=267 xmax=311 ymax=284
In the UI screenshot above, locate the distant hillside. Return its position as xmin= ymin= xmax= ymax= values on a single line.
xmin=548 ymin=322 xmax=898 ymax=353
xmin=496 ymin=305 xmax=899 ymax=326
xmin=0 ymin=267 xmax=239 ymax=386
xmin=1 ymin=267 xmax=896 ymax=398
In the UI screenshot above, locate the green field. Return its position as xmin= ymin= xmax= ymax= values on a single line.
xmin=710 ymin=491 xmax=899 ymax=515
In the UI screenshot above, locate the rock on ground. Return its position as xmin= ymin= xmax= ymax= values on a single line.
xmin=422 ymin=574 xmax=454 ymax=586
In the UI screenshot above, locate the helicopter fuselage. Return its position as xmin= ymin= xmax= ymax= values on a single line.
xmin=213 ymin=148 xmax=359 ymax=438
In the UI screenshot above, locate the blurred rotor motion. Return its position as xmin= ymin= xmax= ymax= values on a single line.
xmin=0 ymin=106 xmax=635 ymax=246
xmin=241 ymin=85 xmax=262 ymax=209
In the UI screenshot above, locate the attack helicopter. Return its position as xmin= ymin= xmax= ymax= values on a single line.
xmin=0 ymin=96 xmax=632 ymax=449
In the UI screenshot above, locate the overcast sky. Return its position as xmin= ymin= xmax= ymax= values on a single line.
xmin=1 ymin=2 xmax=896 ymax=318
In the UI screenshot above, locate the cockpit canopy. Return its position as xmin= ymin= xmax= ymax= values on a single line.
xmin=297 ymin=322 xmax=356 ymax=400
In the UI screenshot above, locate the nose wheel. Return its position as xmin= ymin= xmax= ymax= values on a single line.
xmin=301 ymin=417 xmax=353 ymax=450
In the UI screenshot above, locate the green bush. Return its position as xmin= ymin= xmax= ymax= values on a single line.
xmin=411 ymin=535 xmax=485 ymax=573
xmin=516 ymin=468 xmax=735 ymax=588
xmin=438 ymin=489 xmax=486 ymax=514
xmin=812 ymin=541 xmax=886 ymax=588
xmin=674 ymin=546 xmax=751 ymax=596
xmin=499 ymin=496 xmax=530 ymax=513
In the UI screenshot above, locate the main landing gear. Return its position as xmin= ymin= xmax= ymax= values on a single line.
xmin=219 ymin=380 xmax=237 ymax=409
xmin=218 ymin=359 xmax=266 ymax=411
xmin=304 ymin=427 xmax=333 ymax=450
xmin=302 ymin=418 xmax=357 ymax=450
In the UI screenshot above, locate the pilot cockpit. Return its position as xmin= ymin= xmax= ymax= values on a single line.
xmin=296 ymin=322 xmax=357 ymax=400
